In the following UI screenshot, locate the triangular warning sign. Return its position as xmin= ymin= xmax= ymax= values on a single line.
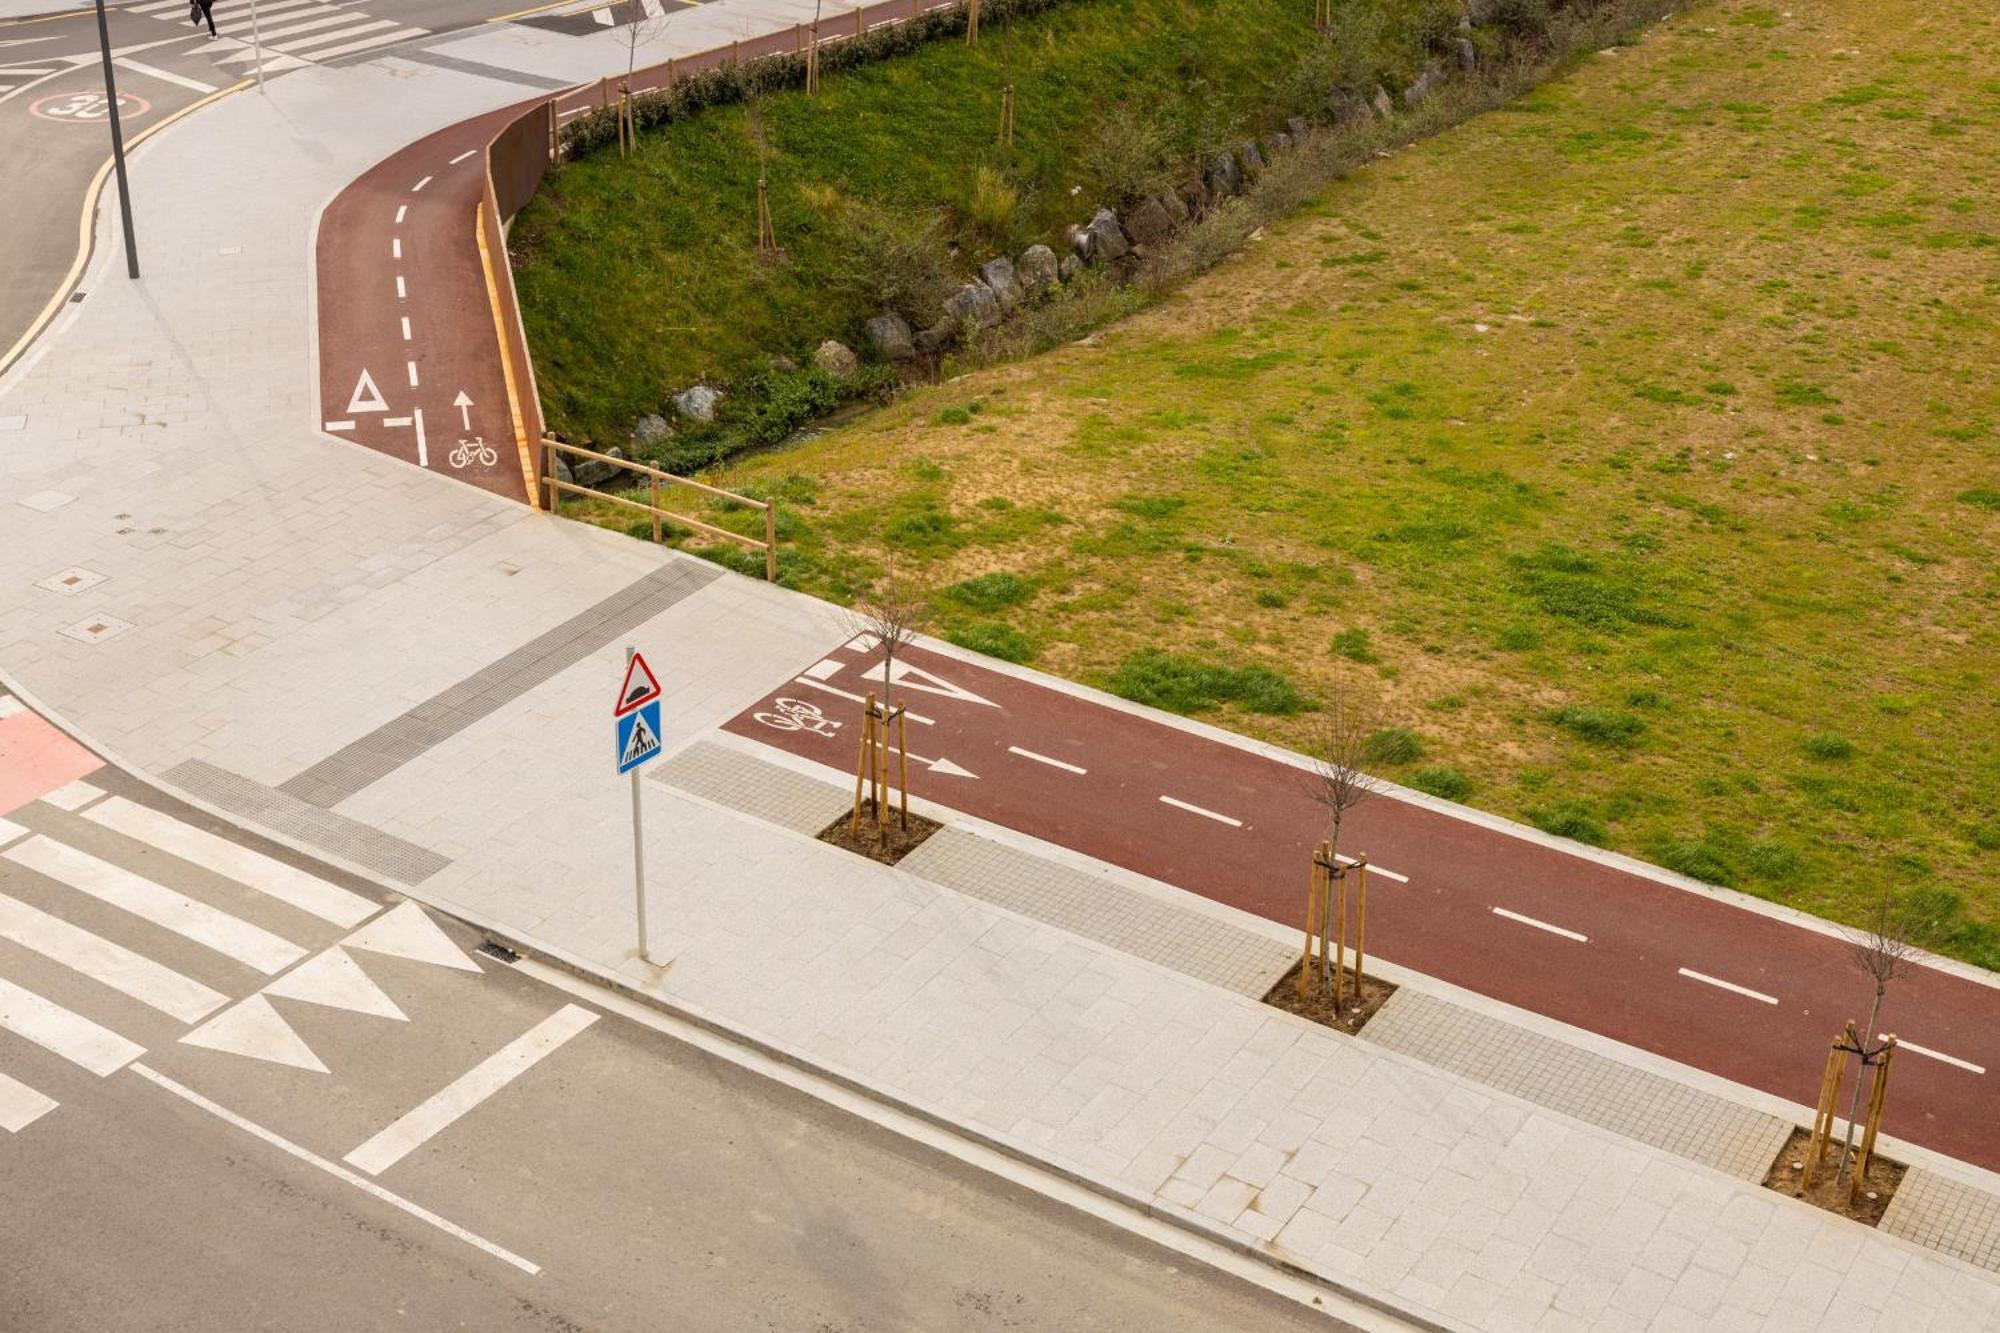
xmin=621 ymin=710 xmax=660 ymax=766
xmin=614 ymin=652 xmax=662 ymax=715
xmin=346 ymin=368 xmax=388 ymax=415
xmin=181 ymin=995 xmax=328 ymax=1073
xmin=343 ymin=902 xmax=481 ymax=973
xmin=263 ymin=946 xmax=407 ymax=1021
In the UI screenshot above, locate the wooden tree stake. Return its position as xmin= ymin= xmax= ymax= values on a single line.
xmin=1850 ymin=1037 xmax=1897 ymax=1203
xmin=965 ymin=0 xmax=978 ymax=45
xmin=854 ymin=4 xmax=863 ymax=38
xmin=998 ymin=83 xmax=1014 ymax=147
xmin=1353 ymin=857 xmax=1369 ymax=994
xmin=756 ymin=175 xmax=777 ymax=255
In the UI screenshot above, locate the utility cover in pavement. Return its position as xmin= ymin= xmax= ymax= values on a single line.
xmin=617 ymin=701 xmax=662 ymax=774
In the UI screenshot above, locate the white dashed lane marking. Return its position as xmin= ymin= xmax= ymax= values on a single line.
xmin=1677 ymin=967 xmax=1777 ymax=1005
xmin=1158 ymin=795 xmax=1242 ymax=828
xmin=1491 ymin=906 xmax=1589 ymax=943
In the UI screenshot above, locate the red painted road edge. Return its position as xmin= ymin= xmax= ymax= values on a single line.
xmin=726 ymin=638 xmax=2000 ymax=1174
xmin=314 ymin=0 xmax=959 ymax=503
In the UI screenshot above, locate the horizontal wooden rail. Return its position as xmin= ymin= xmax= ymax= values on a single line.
xmin=543 ymin=438 xmax=777 ymax=580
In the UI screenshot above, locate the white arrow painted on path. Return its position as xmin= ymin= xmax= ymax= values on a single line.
xmin=453 ymin=390 xmax=473 ymax=430
xmin=906 ymin=752 xmax=977 ymax=779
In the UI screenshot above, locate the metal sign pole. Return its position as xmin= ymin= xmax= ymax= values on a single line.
xmin=249 ymin=0 xmax=266 ymax=91
xmin=626 ymin=645 xmax=650 ymax=960
xmin=91 ymin=0 xmax=139 ymax=278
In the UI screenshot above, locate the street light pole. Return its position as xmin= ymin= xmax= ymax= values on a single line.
xmin=248 ymin=0 xmax=266 ymax=90
xmin=90 ymin=0 xmax=139 ymax=278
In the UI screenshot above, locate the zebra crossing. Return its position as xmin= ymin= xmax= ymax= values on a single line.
xmin=0 ymin=776 xmax=478 ymax=1135
xmin=123 ymin=0 xmax=429 ymax=68
xmin=512 ymin=0 xmax=695 ymax=37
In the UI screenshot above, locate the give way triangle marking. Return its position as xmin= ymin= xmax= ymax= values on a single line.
xmin=346 ymin=368 xmax=389 ymax=415
xmin=181 ymin=994 xmax=328 ymax=1073
xmin=860 ymin=659 xmax=998 ymax=708
xmin=263 ymin=946 xmax=407 ymax=1021
xmin=343 ymin=902 xmax=481 ymax=973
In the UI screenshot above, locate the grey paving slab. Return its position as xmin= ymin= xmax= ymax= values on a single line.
xmin=901 ymin=827 xmax=1296 ymax=999
xmin=279 ymin=559 xmax=720 ymax=807
xmin=1885 ymin=1168 xmax=2000 ymax=1275
xmin=1364 ymin=987 xmax=1793 ymax=1181
xmin=650 ymin=739 xmax=849 ymax=836
xmin=164 ymin=759 xmax=450 ymax=885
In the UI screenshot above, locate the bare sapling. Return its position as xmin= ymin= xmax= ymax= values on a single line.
xmin=1303 ymin=693 xmax=1379 ymax=1007
xmin=845 ymin=564 xmax=929 ymax=832
xmin=1837 ymin=882 xmax=1940 ymax=1182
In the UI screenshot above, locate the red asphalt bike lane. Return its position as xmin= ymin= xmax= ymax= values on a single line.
xmin=314 ymin=0 xmax=961 ymax=504
xmin=725 ymin=638 xmax=2000 ymax=1173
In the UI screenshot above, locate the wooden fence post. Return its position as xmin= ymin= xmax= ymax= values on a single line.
xmin=648 ymin=473 xmax=661 ymax=543
xmin=854 ymin=4 xmax=863 ymax=38
xmin=763 ymin=503 xmax=777 ymax=580
xmin=965 ymin=0 xmax=978 ymax=45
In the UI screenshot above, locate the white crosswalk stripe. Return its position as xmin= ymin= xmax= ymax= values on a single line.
xmin=0 ymin=889 xmax=227 ymax=1023
xmin=127 ymin=0 xmax=430 ymax=65
xmin=0 ymin=974 xmax=145 ymax=1076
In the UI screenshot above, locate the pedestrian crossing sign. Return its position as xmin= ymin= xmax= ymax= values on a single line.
xmin=616 ymin=700 xmax=662 ymax=774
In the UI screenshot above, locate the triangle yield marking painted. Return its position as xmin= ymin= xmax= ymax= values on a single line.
xmin=861 ymin=659 xmax=999 ymax=708
xmin=181 ymin=995 xmax=328 ymax=1073
xmin=343 ymin=902 xmax=480 ymax=973
xmin=263 ymin=946 xmax=407 ymax=1021
xmin=346 ymin=368 xmax=388 ymax=414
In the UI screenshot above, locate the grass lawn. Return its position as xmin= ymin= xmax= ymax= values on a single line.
xmin=691 ymin=0 xmax=2000 ymax=960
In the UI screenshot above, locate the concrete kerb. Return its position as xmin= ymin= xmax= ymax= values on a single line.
xmin=0 ymin=665 xmax=1450 ymax=1332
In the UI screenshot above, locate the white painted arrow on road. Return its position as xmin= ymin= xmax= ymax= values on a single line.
xmin=453 ymin=390 xmax=473 ymax=430
xmin=906 ymin=753 xmax=977 ymax=779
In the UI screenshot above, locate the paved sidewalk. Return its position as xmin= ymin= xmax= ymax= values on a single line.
xmin=3 ymin=4 xmax=2000 ymax=1330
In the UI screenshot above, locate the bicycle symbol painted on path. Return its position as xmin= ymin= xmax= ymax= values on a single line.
xmin=29 ymin=92 xmax=150 ymax=124
xmin=753 ymin=698 xmax=842 ymax=738
xmin=448 ymin=436 xmax=498 ymax=470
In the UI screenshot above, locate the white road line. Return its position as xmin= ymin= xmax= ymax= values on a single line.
xmin=394 ymin=204 xmax=406 ymax=225
xmin=0 ymin=975 xmax=143 ymax=1075
xmin=344 ymin=1003 xmax=598 ymax=1176
xmin=0 ymin=818 xmax=27 ymax=849
xmin=1158 ymin=795 xmax=1242 ymax=827
xmin=0 ymin=1069 xmax=57 ymax=1133
xmin=399 ymin=316 xmax=411 ymax=340
xmin=270 ymin=17 xmax=397 ymax=52
xmin=1897 ymin=1039 xmax=1986 ymax=1075
xmin=37 ymin=779 xmax=105 ymax=812
xmin=0 ymin=890 xmax=226 ymax=1023
xmin=787 ymin=676 xmax=934 ymax=725
xmin=1491 ymin=906 xmax=1589 ymax=944
xmin=411 ymin=175 xmax=432 ymax=192
xmin=233 ymin=12 xmax=351 ymax=42
xmin=1676 ymin=967 xmax=1777 ymax=1005
xmin=391 ymin=237 xmax=402 ymax=260
xmin=6 ymin=836 xmax=306 ymax=975
xmin=131 ymin=1064 xmax=540 ymax=1274
xmin=300 ymin=25 xmax=428 ymax=60
xmin=413 ymin=407 xmax=427 ymax=468
xmin=800 ymin=657 xmax=843 ymax=681
xmin=382 ymin=415 xmax=412 ymax=427
xmin=83 ymin=795 xmax=377 ymax=928
xmin=0 ymin=697 xmax=22 ymax=719
xmin=324 ymin=420 xmax=355 ymax=432
xmin=405 ymin=360 xmax=419 ymax=387
xmin=395 ymin=274 xmax=406 ymax=299
xmin=1007 ymin=745 xmax=1086 ymax=775
xmin=112 ymin=56 xmax=215 ymax=93
xmin=448 ymin=148 xmax=478 ymax=165
xmin=1335 ymin=854 xmax=1408 ymax=884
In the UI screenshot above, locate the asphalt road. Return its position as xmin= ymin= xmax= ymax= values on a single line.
xmin=0 ymin=695 xmax=1368 ymax=1333
xmin=725 ymin=635 xmax=2000 ymax=1173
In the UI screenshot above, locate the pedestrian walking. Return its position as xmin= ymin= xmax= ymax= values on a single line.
xmin=188 ymin=0 xmax=217 ymax=38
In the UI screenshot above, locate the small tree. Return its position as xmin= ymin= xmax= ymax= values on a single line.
xmin=1303 ymin=694 xmax=1379 ymax=1001
xmin=845 ymin=563 xmax=930 ymax=831
xmin=616 ymin=10 xmax=666 ymax=155
xmin=1837 ymin=883 xmax=1944 ymax=1180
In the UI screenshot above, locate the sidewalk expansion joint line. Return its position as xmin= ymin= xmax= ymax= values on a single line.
xmin=1158 ymin=795 xmax=1242 ymax=828
xmin=1491 ymin=906 xmax=1588 ymax=943
xmin=1006 ymin=745 xmax=1086 ymax=775
xmin=129 ymin=1063 xmax=540 ymax=1275
xmin=1676 ymin=967 xmax=1777 ymax=1005
xmin=1895 ymin=1039 xmax=1986 ymax=1075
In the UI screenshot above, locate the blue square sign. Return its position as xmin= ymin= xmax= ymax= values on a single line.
xmin=616 ymin=700 xmax=662 ymax=774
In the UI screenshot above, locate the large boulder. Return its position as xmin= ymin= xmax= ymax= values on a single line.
xmin=943 ymin=281 xmax=1002 ymax=330
xmin=913 ymin=319 xmax=956 ymax=355
xmin=574 ymin=443 xmax=629 ymax=487
xmin=1158 ymin=189 xmax=1190 ymax=228
xmin=1080 ymin=208 xmax=1130 ymax=264
xmin=1456 ymin=37 xmax=1478 ymax=72
xmin=979 ymin=256 xmax=1024 ymax=312
xmin=1057 ymin=253 xmax=1083 ymax=284
xmin=1204 ymin=152 xmax=1241 ymax=198
xmin=1268 ymin=131 xmax=1293 ymax=157
xmin=1372 ymin=85 xmax=1396 ymax=119
xmin=1328 ymin=90 xmax=1370 ymax=126
xmin=1178 ymin=179 xmax=1209 ymax=217
xmin=632 ymin=413 xmax=671 ymax=448
xmin=864 ymin=313 xmax=914 ymax=362
xmin=1121 ymin=196 xmax=1174 ymax=248
xmin=1404 ymin=65 xmax=1442 ymax=106
xmin=1286 ymin=115 xmax=1308 ymax=142
xmin=674 ymin=384 xmax=720 ymax=422
xmin=813 ymin=339 xmax=860 ymax=378
xmin=1238 ymin=139 xmax=1266 ymax=176
xmin=1016 ymin=244 xmax=1059 ymax=298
